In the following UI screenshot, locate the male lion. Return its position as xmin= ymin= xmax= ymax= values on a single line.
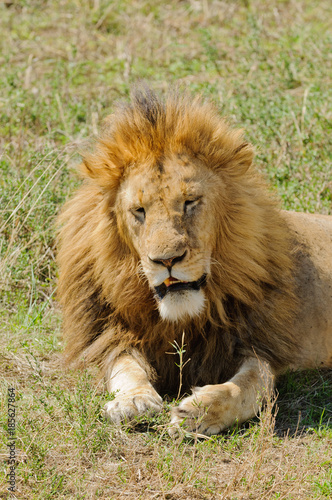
xmin=57 ymin=86 xmax=332 ymax=435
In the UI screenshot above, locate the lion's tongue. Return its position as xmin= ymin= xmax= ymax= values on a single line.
xmin=164 ymin=277 xmax=186 ymax=287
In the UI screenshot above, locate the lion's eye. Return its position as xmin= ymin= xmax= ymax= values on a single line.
xmin=131 ymin=207 xmax=145 ymax=222
xmin=184 ymin=198 xmax=201 ymax=214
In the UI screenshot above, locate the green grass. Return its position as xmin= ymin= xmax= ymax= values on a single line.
xmin=0 ymin=0 xmax=331 ymax=498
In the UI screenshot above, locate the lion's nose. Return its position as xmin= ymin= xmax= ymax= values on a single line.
xmin=149 ymin=251 xmax=187 ymax=269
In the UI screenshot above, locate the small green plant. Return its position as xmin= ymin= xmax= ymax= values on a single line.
xmin=167 ymin=331 xmax=191 ymax=400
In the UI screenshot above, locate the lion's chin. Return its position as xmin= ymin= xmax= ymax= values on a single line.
xmin=158 ymin=289 xmax=206 ymax=322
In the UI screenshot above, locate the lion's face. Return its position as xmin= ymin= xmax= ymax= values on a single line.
xmin=116 ymin=154 xmax=222 ymax=322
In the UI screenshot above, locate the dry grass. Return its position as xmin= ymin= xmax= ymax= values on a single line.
xmin=1 ymin=349 xmax=331 ymax=498
xmin=0 ymin=0 xmax=331 ymax=498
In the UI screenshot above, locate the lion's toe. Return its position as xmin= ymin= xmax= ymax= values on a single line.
xmin=169 ymin=410 xmax=225 ymax=437
xmin=170 ymin=387 xmax=239 ymax=436
xmin=103 ymin=392 xmax=163 ymax=424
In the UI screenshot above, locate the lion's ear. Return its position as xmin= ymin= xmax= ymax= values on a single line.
xmin=81 ymin=158 xmax=95 ymax=177
xmin=79 ymin=150 xmax=124 ymax=191
xmin=216 ymin=140 xmax=254 ymax=177
xmin=233 ymin=142 xmax=254 ymax=171
xmin=212 ymin=127 xmax=255 ymax=176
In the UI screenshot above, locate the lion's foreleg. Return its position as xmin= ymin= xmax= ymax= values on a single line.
xmin=170 ymin=357 xmax=275 ymax=436
xmin=103 ymin=352 xmax=163 ymax=423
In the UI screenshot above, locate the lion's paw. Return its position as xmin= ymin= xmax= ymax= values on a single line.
xmin=170 ymin=384 xmax=242 ymax=436
xmin=103 ymin=390 xmax=163 ymax=424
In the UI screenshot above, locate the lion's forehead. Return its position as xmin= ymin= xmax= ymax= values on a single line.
xmin=120 ymin=157 xmax=214 ymax=208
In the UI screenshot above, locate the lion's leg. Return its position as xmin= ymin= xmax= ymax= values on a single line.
xmin=103 ymin=352 xmax=163 ymax=423
xmin=170 ymin=357 xmax=275 ymax=436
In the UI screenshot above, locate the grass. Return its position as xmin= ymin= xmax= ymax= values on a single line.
xmin=0 ymin=0 xmax=331 ymax=498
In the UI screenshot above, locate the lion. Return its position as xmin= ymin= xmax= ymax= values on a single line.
xmin=57 ymin=85 xmax=332 ymax=436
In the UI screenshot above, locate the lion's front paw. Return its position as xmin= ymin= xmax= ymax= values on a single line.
xmin=170 ymin=383 xmax=246 ymax=436
xmin=103 ymin=389 xmax=163 ymax=424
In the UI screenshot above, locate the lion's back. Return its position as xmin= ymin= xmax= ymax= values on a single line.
xmin=282 ymin=211 xmax=332 ymax=369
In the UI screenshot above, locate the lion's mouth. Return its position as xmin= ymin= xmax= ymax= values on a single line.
xmin=164 ymin=277 xmax=187 ymax=287
xmin=154 ymin=274 xmax=207 ymax=300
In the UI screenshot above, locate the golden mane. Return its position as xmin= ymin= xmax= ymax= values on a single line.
xmin=57 ymin=86 xmax=298 ymax=394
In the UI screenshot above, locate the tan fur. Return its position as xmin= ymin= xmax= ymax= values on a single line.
xmin=57 ymin=86 xmax=332 ymax=435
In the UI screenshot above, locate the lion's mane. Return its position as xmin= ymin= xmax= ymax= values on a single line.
xmin=57 ymin=86 xmax=298 ymax=394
